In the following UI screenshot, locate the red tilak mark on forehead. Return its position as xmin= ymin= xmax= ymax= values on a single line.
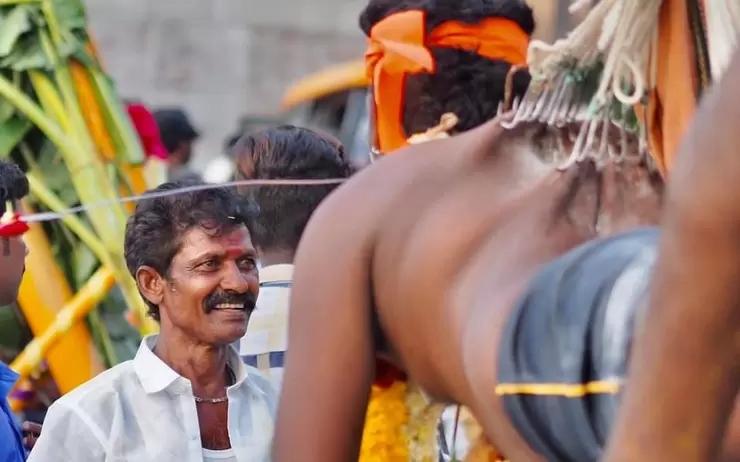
xmin=224 ymin=247 xmax=254 ymax=259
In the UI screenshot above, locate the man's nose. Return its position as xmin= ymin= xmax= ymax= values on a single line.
xmin=221 ymin=261 xmax=251 ymax=293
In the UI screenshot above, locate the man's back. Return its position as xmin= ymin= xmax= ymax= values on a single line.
xmin=276 ymin=119 xmax=585 ymax=460
xmin=276 ymin=116 xmax=663 ymax=460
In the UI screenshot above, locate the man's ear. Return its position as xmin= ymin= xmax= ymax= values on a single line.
xmin=136 ymin=266 xmax=165 ymax=307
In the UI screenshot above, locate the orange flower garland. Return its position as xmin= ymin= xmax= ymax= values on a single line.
xmin=359 ymin=359 xmax=409 ymax=462
xmin=359 ymin=381 xmax=410 ymax=462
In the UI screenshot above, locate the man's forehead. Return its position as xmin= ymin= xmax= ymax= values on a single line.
xmin=177 ymin=225 xmax=253 ymax=258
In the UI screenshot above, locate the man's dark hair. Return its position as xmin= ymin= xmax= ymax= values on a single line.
xmin=124 ymin=181 xmax=248 ymax=320
xmin=359 ymin=0 xmax=535 ymax=135
xmin=0 ymin=161 xmax=29 ymax=215
xmin=153 ymin=108 xmax=199 ymax=153
xmin=233 ymin=125 xmax=351 ymax=253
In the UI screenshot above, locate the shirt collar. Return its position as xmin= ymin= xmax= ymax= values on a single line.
xmin=134 ymin=335 xmax=248 ymax=394
xmin=259 ymin=264 xmax=294 ymax=284
xmin=0 ymin=361 xmax=19 ymax=399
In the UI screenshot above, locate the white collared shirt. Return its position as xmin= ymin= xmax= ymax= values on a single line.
xmin=28 ymin=335 xmax=276 ymax=462
xmin=240 ymin=264 xmax=293 ymax=390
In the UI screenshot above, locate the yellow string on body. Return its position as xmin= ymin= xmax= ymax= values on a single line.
xmin=495 ymin=380 xmax=622 ymax=398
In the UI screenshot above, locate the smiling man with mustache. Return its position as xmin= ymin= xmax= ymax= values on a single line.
xmin=28 ymin=181 xmax=276 ymax=462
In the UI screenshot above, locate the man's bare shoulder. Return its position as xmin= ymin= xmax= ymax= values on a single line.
xmin=309 ymin=117 xmax=509 ymax=235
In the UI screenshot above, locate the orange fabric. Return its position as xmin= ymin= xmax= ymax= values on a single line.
xmin=365 ymin=10 xmax=529 ymax=153
xmin=647 ymin=0 xmax=698 ymax=176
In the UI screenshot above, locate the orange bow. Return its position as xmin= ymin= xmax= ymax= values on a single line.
xmin=365 ymin=10 xmax=530 ymax=153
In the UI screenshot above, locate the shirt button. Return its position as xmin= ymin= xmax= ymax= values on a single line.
xmin=190 ymin=434 xmax=198 ymax=441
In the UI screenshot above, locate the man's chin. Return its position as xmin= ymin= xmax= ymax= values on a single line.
xmin=217 ymin=319 xmax=249 ymax=345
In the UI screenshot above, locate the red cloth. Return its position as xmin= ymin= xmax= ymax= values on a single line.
xmin=365 ymin=10 xmax=530 ymax=153
xmin=0 ymin=213 xmax=29 ymax=237
xmin=126 ymin=103 xmax=169 ymax=160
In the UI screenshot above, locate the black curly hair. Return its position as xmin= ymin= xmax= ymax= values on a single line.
xmin=0 ymin=161 xmax=29 ymax=215
xmin=360 ymin=0 xmax=535 ymax=135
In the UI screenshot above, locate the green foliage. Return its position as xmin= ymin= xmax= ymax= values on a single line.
xmin=0 ymin=0 xmax=144 ymax=370
xmin=0 ymin=1 xmax=87 ymax=72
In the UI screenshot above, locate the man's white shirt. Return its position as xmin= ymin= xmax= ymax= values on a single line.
xmin=28 ymin=335 xmax=276 ymax=462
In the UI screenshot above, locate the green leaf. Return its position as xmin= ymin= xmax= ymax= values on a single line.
xmin=0 ymin=6 xmax=32 ymax=57
xmin=0 ymin=100 xmax=13 ymax=123
xmin=0 ymin=115 xmax=31 ymax=157
xmin=0 ymin=71 xmax=21 ymax=123
xmin=53 ymin=0 xmax=86 ymax=31
xmin=57 ymin=28 xmax=82 ymax=60
xmin=0 ymin=34 xmax=49 ymax=71
xmin=72 ymin=243 xmax=97 ymax=286
xmin=34 ymin=140 xmax=80 ymax=205
xmin=0 ymin=98 xmax=13 ymax=123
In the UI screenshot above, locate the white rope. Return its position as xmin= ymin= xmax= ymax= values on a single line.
xmin=21 ymin=178 xmax=346 ymax=224
xmin=503 ymin=0 xmax=661 ymax=170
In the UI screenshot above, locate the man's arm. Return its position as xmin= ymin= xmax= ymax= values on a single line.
xmin=605 ymin=52 xmax=740 ymax=461
xmin=273 ymin=187 xmax=376 ymax=461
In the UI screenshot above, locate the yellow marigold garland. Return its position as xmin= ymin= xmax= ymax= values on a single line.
xmin=359 ymin=381 xmax=409 ymax=462
xmin=359 ymin=376 xmax=509 ymax=461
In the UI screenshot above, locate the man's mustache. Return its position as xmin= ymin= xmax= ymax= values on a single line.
xmin=203 ymin=290 xmax=257 ymax=314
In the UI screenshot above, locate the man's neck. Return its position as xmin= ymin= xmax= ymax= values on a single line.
xmin=154 ymin=330 xmax=230 ymax=398
xmin=259 ymin=248 xmax=295 ymax=267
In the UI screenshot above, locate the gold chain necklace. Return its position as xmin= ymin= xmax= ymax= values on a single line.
xmin=193 ymin=367 xmax=235 ymax=404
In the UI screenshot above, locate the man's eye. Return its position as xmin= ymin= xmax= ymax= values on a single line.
xmin=237 ymin=258 xmax=256 ymax=270
xmin=200 ymin=260 xmax=219 ymax=270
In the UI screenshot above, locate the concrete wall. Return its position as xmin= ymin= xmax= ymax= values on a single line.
xmin=85 ymin=0 xmax=368 ymax=167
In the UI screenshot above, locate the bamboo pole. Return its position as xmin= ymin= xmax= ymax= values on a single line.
xmin=12 ymin=267 xmax=115 ymax=381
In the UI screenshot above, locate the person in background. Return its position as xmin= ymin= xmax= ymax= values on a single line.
xmin=0 ymin=161 xmax=31 ymax=461
xmin=28 ymin=182 xmax=275 ymax=462
xmin=127 ymin=102 xmax=170 ymax=187
xmin=360 ymin=0 xmax=534 ymax=154
xmin=232 ymin=126 xmax=351 ymax=390
xmin=153 ymin=108 xmax=202 ymax=182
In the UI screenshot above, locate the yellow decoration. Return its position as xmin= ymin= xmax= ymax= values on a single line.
xmin=359 ymin=379 xmax=508 ymax=461
xmin=360 ymin=381 xmax=409 ymax=462
xmin=13 ymin=267 xmax=115 ymax=381
xmin=15 ymin=212 xmax=105 ymax=396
